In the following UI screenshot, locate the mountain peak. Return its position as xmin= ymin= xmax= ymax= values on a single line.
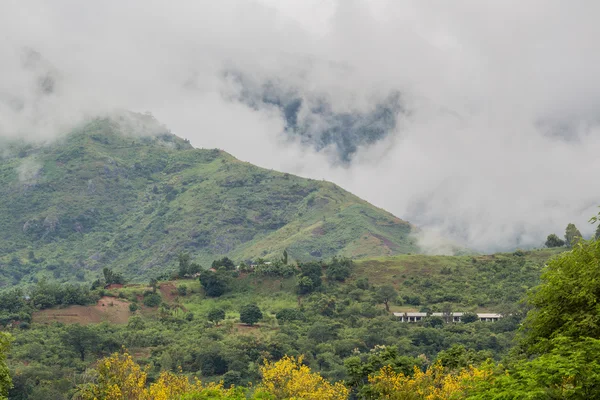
xmin=0 ymin=116 xmax=417 ymax=285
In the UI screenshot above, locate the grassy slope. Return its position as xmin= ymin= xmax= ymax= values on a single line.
xmin=33 ymin=248 xmax=566 ymax=328
xmin=0 ymin=115 xmax=416 ymax=286
xmin=352 ymin=247 xmax=565 ymax=312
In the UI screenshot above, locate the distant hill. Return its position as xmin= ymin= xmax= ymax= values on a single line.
xmin=0 ymin=113 xmax=419 ymax=286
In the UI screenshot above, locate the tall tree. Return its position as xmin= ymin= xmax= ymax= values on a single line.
xmin=199 ymin=271 xmax=228 ymax=297
xmin=565 ymin=223 xmax=583 ymax=248
xmin=374 ymin=285 xmax=398 ymax=312
xmin=178 ymin=253 xmax=191 ymax=277
xmin=62 ymin=324 xmax=99 ymax=361
xmin=282 ymin=249 xmax=288 ymax=265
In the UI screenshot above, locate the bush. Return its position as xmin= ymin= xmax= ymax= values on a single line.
xmin=207 ymin=308 xmax=225 ymax=325
xmin=177 ymin=285 xmax=188 ymax=296
xmin=462 ymin=312 xmax=479 ymax=323
xmin=143 ymin=293 xmax=162 ymax=307
xmin=129 ymin=303 xmax=138 ymax=312
xmin=276 ymin=308 xmax=305 ymax=323
xmin=240 ymin=304 xmax=262 ymax=326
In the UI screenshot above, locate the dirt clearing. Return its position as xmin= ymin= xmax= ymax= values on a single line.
xmin=33 ymin=296 xmax=131 ymax=325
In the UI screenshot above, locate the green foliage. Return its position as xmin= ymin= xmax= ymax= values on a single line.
xmin=143 ymin=292 xmax=162 ymax=307
xmin=325 ymin=257 xmax=353 ymax=282
xmin=282 ymin=249 xmax=288 ymax=265
xmin=0 ymin=116 xmax=418 ymax=287
xmin=212 ymin=257 xmax=235 ymax=271
xmin=61 ymin=324 xmax=99 ymax=361
xmin=253 ymin=260 xmax=295 ymax=278
xmin=471 ymin=337 xmax=600 ymax=399
xmin=374 ymin=285 xmax=398 ymax=312
xmin=296 ymin=262 xmax=323 ymax=294
xmin=129 ymin=303 xmax=138 ymax=312
xmin=276 ymin=308 xmax=305 ymax=323
xmin=462 ymin=312 xmax=479 ymax=324
xmin=345 ymin=345 xmax=422 ymax=393
xmin=199 ymin=271 xmax=229 ymax=297
xmin=177 ymin=285 xmax=188 ymax=296
xmin=3 ymin=251 xmax=563 ymax=398
xmin=103 ymin=267 xmax=124 ymax=285
xmin=207 ymin=308 xmax=226 ymax=325
xmin=524 ymin=238 xmax=600 ymax=352
xmin=565 ymin=223 xmax=583 ymax=248
xmin=545 ymin=233 xmax=565 ymax=248
xmin=0 ymin=333 xmax=12 ymax=400
xmin=239 ymin=304 xmax=263 ymax=325
xmin=356 ymin=249 xmax=562 ymax=311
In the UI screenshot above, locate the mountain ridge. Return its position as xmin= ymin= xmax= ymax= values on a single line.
xmin=0 ymin=114 xmax=420 ymax=286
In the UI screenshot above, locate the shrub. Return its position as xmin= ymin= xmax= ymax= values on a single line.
xmin=143 ymin=293 xmax=162 ymax=307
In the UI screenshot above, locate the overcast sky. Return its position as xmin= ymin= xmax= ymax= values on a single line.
xmin=2 ymin=0 xmax=600 ymax=252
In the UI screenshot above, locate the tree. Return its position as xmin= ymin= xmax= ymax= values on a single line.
xmin=258 ymin=355 xmax=349 ymax=400
xmin=596 ymin=224 xmax=600 ymax=240
xmin=282 ymin=249 xmax=288 ymax=265
xmin=199 ymin=271 xmax=228 ymax=297
xmin=211 ymin=257 xmax=235 ymax=271
xmin=472 ymin=337 xmax=600 ymax=399
xmin=366 ymin=361 xmax=490 ymax=400
xmin=325 ymin=257 xmax=353 ymax=282
xmin=143 ymin=292 xmax=161 ymax=307
xmin=178 ymin=252 xmax=191 ymax=277
xmin=276 ymin=308 xmax=305 ymax=323
xmin=207 ymin=308 xmax=225 ymax=325
xmin=149 ymin=278 xmax=158 ymax=293
xmin=297 ymin=276 xmax=315 ymax=295
xmin=297 ymin=262 xmax=323 ymax=294
xmin=103 ymin=267 xmax=124 ymax=285
xmin=75 ymin=351 xmax=206 ymax=400
xmin=524 ymin=238 xmax=600 ymax=352
xmin=0 ymin=333 xmax=12 ymax=400
xmin=565 ymin=223 xmax=583 ymax=248
xmin=239 ymin=304 xmax=262 ymax=326
xmin=374 ymin=285 xmax=398 ymax=312
xmin=62 ymin=324 xmax=99 ymax=361
xmin=462 ymin=312 xmax=479 ymax=323
xmin=545 ymin=233 xmax=565 ymax=248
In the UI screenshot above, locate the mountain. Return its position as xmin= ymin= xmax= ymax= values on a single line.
xmin=0 ymin=113 xmax=418 ymax=286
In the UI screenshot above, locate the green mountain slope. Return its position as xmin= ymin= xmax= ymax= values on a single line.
xmin=0 ymin=114 xmax=417 ymax=285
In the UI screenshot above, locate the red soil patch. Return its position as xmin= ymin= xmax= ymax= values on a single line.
xmin=159 ymin=283 xmax=178 ymax=303
xmin=32 ymin=296 xmax=131 ymax=325
xmin=372 ymin=233 xmax=398 ymax=250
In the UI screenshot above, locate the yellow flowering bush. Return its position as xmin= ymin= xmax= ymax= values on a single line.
xmin=75 ymin=351 xmax=243 ymax=400
xmin=366 ymin=361 xmax=491 ymax=400
xmin=257 ymin=355 xmax=349 ymax=400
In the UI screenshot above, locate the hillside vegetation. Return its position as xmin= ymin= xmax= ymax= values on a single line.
xmin=0 ymin=114 xmax=417 ymax=286
xmin=0 ymin=246 xmax=566 ymax=399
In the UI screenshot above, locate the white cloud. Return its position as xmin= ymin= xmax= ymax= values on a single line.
xmin=1 ymin=0 xmax=599 ymax=251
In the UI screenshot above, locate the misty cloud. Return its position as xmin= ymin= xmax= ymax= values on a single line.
xmin=1 ymin=0 xmax=600 ymax=252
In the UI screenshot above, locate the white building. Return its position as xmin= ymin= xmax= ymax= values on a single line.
xmin=393 ymin=312 xmax=502 ymax=323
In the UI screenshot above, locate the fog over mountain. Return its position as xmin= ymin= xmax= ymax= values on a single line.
xmin=2 ymin=0 xmax=600 ymax=252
